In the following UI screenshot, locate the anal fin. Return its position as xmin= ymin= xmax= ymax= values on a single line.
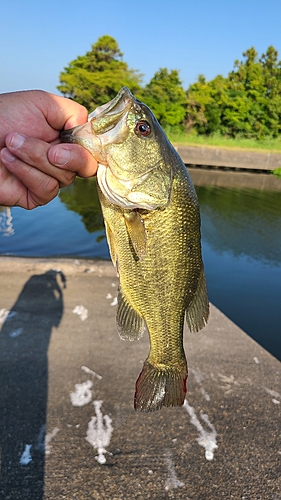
xmin=103 ymin=219 xmax=117 ymax=267
xmin=116 ymin=287 xmax=145 ymax=341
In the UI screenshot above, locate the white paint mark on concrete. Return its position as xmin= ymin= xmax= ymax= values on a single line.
xmin=253 ymin=357 xmax=260 ymax=364
xmin=263 ymin=386 xmax=281 ymax=400
xmin=200 ymin=388 xmax=211 ymax=401
xmin=165 ymin=448 xmax=184 ymax=491
xmin=191 ymin=368 xmax=204 ymax=384
xmin=183 ymin=400 xmax=218 ymax=461
xmin=7 ymin=311 xmax=17 ymax=320
xmin=85 ymin=267 xmax=95 ymax=273
xmin=9 ymin=327 xmax=23 ymax=338
xmin=110 ymin=297 xmax=118 ymax=306
xmin=81 ymin=366 xmax=102 ymax=380
xmin=20 ymin=444 xmax=32 ymax=465
xmin=191 ymin=368 xmax=211 ymax=401
xmin=263 ymin=386 xmax=281 ymax=404
xmin=86 ymin=400 xmax=113 ymax=464
xmin=0 ymin=309 xmax=17 ymax=325
xmin=36 ymin=424 xmax=60 ymax=455
xmin=45 ymin=427 xmax=60 ymax=455
xmin=106 ymin=293 xmax=113 ymax=299
xmin=217 ymin=373 xmax=241 ymax=395
xmin=0 ymin=309 xmax=10 ymax=325
xmin=111 ymin=282 xmax=116 ymax=287
xmin=73 ymin=305 xmax=88 ymax=321
xmin=70 ymin=380 xmax=93 ymax=406
xmin=36 ymin=424 xmax=46 ymax=453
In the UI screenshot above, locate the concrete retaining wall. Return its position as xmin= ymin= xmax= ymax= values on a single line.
xmin=175 ymin=145 xmax=281 ymax=171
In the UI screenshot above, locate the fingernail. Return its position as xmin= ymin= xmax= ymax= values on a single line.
xmin=8 ymin=132 xmax=26 ymax=150
xmin=53 ymin=147 xmax=71 ymax=166
xmin=0 ymin=148 xmax=16 ymax=162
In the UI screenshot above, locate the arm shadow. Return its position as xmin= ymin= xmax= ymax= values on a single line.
xmin=0 ymin=269 xmax=66 ymax=499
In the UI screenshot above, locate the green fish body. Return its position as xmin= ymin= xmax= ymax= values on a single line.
xmin=61 ymin=87 xmax=209 ymax=411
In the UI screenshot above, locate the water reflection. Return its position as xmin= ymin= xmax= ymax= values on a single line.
xmin=197 ymin=183 xmax=281 ymax=265
xmin=59 ymin=177 xmax=104 ymax=236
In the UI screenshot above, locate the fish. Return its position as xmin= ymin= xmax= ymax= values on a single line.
xmin=61 ymin=87 xmax=209 ymax=412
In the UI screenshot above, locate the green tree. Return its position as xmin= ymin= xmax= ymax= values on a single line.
xmin=58 ymin=35 xmax=142 ymax=110
xmin=185 ymin=45 xmax=281 ymax=139
xmin=140 ymin=68 xmax=187 ymax=128
xmin=259 ymin=45 xmax=281 ymax=136
xmin=225 ymin=47 xmax=267 ymax=137
xmin=186 ymin=74 xmax=228 ymax=134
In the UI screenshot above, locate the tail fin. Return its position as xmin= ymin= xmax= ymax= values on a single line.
xmin=134 ymin=360 xmax=187 ymax=412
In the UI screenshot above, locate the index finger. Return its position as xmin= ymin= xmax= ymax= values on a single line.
xmin=33 ymin=91 xmax=89 ymax=131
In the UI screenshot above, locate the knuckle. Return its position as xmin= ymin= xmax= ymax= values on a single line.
xmin=42 ymin=176 xmax=59 ymax=196
xmin=59 ymin=171 xmax=76 ymax=187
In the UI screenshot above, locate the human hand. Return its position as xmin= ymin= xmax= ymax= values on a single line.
xmin=0 ymin=90 xmax=98 ymax=209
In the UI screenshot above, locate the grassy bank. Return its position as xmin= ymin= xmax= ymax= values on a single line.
xmin=166 ymin=130 xmax=281 ymax=153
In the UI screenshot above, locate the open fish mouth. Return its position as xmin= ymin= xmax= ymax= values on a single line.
xmin=89 ymin=87 xmax=135 ymax=134
xmin=60 ymin=87 xmax=138 ymax=147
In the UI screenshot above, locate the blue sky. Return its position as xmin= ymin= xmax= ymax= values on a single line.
xmin=2 ymin=0 xmax=281 ymax=96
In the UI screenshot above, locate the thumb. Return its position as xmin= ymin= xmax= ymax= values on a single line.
xmin=48 ymin=143 xmax=98 ymax=178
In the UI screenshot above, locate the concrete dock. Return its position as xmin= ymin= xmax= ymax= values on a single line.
xmin=0 ymin=257 xmax=280 ymax=499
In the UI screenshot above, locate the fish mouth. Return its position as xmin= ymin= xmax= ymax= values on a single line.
xmin=60 ymin=87 xmax=137 ymax=147
xmin=89 ymin=87 xmax=135 ymax=134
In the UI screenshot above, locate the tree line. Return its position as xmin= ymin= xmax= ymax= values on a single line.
xmin=58 ymin=35 xmax=281 ymax=139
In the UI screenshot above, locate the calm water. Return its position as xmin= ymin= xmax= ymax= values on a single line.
xmin=1 ymin=169 xmax=281 ymax=361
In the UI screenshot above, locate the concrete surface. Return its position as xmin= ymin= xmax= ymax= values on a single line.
xmin=0 ymin=257 xmax=280 ymax=500
xmin=176 ymin=145 xmax=281 ymax=171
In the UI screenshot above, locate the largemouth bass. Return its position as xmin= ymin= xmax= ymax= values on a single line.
xmin=61 ymin=87 xmax=209 ymax=412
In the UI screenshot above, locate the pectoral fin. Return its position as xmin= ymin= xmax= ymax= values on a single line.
xmin=186 ymin=269 xmax=209 ymax=333
xmin=104 ymin=219 xmax=117 ymax=267
xmin=116 ymin=287 xmax=145 ymax=341
xmin=123 ymin=211 xmax=147 ymax=260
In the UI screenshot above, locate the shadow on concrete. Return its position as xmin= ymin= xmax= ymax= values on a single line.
xmin=0 ymin=270 xmax=65 ymax=499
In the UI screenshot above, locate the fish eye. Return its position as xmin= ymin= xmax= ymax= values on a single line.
xmin=135 ymin=121 xmax=151 ymax=137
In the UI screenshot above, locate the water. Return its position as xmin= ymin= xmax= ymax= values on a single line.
xmin=0 ymin=179 xmax=109 ymax=259
xmin=0 ymin=170 xmax=280 ymax=361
